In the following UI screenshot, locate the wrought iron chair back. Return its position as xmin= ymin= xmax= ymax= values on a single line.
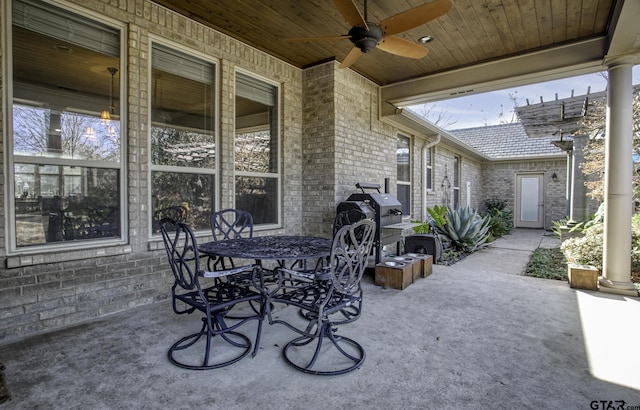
xmin=210 ymin=209 xmax=253 ymax=240
xmin=153 ymin=205 xmax=189 ymax=233
xmin=269 ymin=218 xmax=376 ymax=375
xmin=332 ymin=207 xmax=367 ymax=236
xmin=161 ymin=219 xmax=199 ymax=296
xmin=209 ymin=209 xmax=255 ymax=271
xmin=329 ymin=218 xmax=375 ymax=295
xmin=160 ymin=219 xmax=264 ymax=370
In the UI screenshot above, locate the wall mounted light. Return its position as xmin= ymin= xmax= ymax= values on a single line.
xmin=551 ymin=172 xmax=558 ymax=182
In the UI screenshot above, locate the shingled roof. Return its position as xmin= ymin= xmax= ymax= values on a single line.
xmin=449 ymin=123 xmax=565 ymax=160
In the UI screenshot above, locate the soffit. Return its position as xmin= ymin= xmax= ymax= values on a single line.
xmin=151 ymin=0 xmax=625 ymax=95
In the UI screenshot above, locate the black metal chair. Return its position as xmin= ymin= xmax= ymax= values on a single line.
xmin=153 ymin=204 xmax=189 ymax=233
xmin=268 ymin=219 xmax=376 ymax=375
xmin=208 ymin=209 xmax=254 ymax=271
xmin=160 ymin=220 xmax=264 ymax=370
xmin=327 ymin=208 xmax=370 ymax=323
xmin=333 ymin=207 xmax=367 ymax=236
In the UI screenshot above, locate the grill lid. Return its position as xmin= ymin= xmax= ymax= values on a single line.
xmin=336 ymin=201 xmax=375 ymax=219
xmin=347 ymin=182 xmax=402 ymax=213
xmin=364 ymin=192 xmax=402 ymax=208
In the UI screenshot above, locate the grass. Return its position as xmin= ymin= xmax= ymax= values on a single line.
xmin=525 ymin=247 xmax=568 ymax=281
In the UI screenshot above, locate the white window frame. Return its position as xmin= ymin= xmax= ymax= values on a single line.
xmin=147 ymin=38 xmax=220 ymax=237
xmin=4 ymin=0 xmax=127 ymax=255
xmin=425 ymin=146 xmax=434 ymax=191
xmin=397 ymin=134 xmax=411 ymax=216
xmin=453 ymin=155 xmax=461 ymax=209
xmin=233 ymin=68 xmax=281 ymax=230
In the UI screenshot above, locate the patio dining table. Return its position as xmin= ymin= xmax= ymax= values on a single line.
xmin=198 ymin=235 xmax=332 ymax=263
xmin=198 ymin=235 xmax=334 ymax=292
xmin=198 ymin=235 xmax=333 ymax=356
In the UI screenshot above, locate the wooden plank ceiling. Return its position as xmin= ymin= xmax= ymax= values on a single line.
xmin=150 ymin=0 xmax=615 ymax=86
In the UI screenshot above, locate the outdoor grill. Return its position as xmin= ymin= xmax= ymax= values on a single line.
xmin=337 ymin=182 xmax=404 ymax=264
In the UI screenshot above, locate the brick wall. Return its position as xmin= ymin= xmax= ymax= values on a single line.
xmin=481 ymin=159 xmax=567 ymax=229
xmin=301 ymin=63 xmax=336 ymax=237
xmin=301 ymin=62 xmax=398 ymax=236
xmin=421 ymin=144 xmax=483 ymax=214
xmin=0 ymin=0 xmax=303 ymax=343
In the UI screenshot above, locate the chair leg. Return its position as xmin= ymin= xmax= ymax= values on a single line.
xmin=168 ymin=317 xmax=252 ymax=370
xmin=281 ymin=320 xmax=365 ymax=376
xmin=251 ymin=298 xmax=267 ymax=357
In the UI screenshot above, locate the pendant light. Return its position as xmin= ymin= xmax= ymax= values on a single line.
xmin=100 ymin=67 xmax=118 ymax=124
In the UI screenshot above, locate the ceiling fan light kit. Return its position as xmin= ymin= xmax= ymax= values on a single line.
xmin=286 ymin=0 xmax=452 ymax=68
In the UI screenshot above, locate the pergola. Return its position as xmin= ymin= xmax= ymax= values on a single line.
xmin=516 ymin=90 xmax=606 ymax=225
xmin=152 ymin=0 xmax=640 ymax=296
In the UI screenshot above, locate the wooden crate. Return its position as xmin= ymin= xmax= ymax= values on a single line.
xmin=375 ymin=261 xmax=413 ymax=290
xmin=567 ymin=263 xmax=599 ymax=290
xmin=390 ymin=256 xmax=421 ymax=282
xmin=422 ymin=255 xmax=433 ymax=277
xmin=404 ymin=253 xmax=433 ymax=278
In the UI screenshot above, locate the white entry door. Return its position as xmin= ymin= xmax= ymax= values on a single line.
xmin=515 ymin=173 xmax=544 ymax=228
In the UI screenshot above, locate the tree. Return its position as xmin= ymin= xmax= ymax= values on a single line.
xmin=497 ymin=92 xmax=525 ymax=124
xmin=579 ymin=87 xmax=640 ymax=201
xmin=410 ymin=103 xmax=459 ymax=129
xmin=13 ymin=105 xmax=120 ymax=161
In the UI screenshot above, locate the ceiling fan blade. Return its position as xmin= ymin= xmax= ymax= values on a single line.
xmin=380 ymin=0 xmax=452 ymax=36
xmin=339 ymin=47 xmax=362 ymax=69
xmin=285 ymin=35 xmax=351 ymax=42
xmin=334 ymin=0 xmax=369 ymax=30
xmin=376 ymin=36 xmax=429 ymax=59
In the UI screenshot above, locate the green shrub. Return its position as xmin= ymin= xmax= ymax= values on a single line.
xmin=484 ymin=197 xmax=507 ymax=212
xmin=442 ymin=205 xmax=491 ymax=252
xmin=426 ymin=205 xmax=448 ymax=231
xmin=561 ymin=223 xmax=604 ymax=270
xmin=561 ymin=211 xmax=640 ymax=272
xmin=551 ymin=218 xmax=569 ymax=239
xmin=485 ymin=208 xmax=513 ymax=238
xmin=411 ymin=220 xmax=431 ymax=234
xmin=482 ymin=198 xmax=512 ymax=239
xmin=631 ymin=213 xmax=640 ymax=273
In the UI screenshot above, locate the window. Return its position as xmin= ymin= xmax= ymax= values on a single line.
xmin=235 ymin=72 xmax=280 ymax=226
xmin=9 ymin=0 xmax=123 ymax=249
xmin=453 ymin=155 xmax=461 ymax=209
xmin=397 ymin=135 xmax=411 ymax=216
xmin=425 ymin=146 xmax=433 ymax=191
xmin=150 ymin=44 xmax=217 ymax=233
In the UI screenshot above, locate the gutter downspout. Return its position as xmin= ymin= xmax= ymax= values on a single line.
xmin=422 ymin=134 xmax=441 ymax=221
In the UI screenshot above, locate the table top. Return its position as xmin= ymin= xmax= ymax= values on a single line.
xmin=198 ymin=235 xmax=332 ymax=260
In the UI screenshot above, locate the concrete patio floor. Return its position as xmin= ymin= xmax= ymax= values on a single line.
xmin=1 ymin=229 xmax=639 ymax=409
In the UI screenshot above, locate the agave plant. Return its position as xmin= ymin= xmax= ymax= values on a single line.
xmin=442 ymin=205 xmax=491 ymax=252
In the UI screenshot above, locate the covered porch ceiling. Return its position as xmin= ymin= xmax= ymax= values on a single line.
xmin=151 ymin=0 xmax=640 ymax=108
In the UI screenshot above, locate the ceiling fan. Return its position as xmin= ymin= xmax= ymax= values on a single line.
xmin=286 ymin=0 xmax=452 ymax=68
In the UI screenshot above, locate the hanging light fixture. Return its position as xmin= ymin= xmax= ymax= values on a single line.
xmin=100 ymin=67 xmax=118 ymax=124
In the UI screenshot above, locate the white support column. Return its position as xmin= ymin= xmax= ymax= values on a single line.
xmin=566 ymin=149 xmax=573 ymax=216
xmin=600 ymin=57 xmax=638 ymax=296
xmin=569 ymin=135 xmax=589 ymax=224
